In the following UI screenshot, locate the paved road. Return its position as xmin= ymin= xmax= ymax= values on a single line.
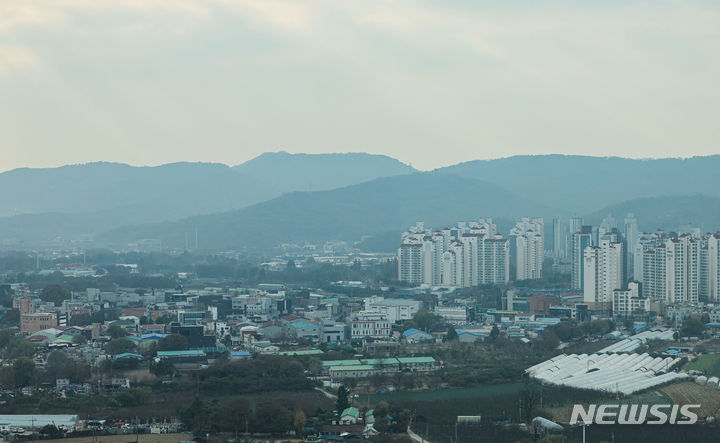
xmin=407 ymin=426 xmax=431 ymax=443
xmin=314 ymin=387 xmax=337 ymax=399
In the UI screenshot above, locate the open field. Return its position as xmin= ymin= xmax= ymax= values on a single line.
xmin=686 ymin=354 xmax=719 ymax=372
xmin=362 ymin=382 xmax=525 ymax=404
xmin=41 ymin=433 xmax=192 ymax=443
xmin=686 ymin=354 xmax=720 ymax=377
xmin=661 ymin=382 xmax=720 ymax=418
xmin=545 ymin=381 xmax=720 ymax=423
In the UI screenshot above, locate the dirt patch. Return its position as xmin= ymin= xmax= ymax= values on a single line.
xmin=660 ymin=381 xmax=720 ymax=418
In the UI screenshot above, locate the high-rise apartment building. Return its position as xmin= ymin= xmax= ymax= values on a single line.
xmin=552 ymin=217 xmax=564 ymax=259
xmin=398 ymin=239 xmax=424 ymax=284
xmin=624 ymin=213 xmax=639 ymax=279
xmin=701 ymin=234 xmax=720 ymax=302
xmin=571 ymin=226 xmax=593 ymax=289
xmin=642 ymin=235 xmax=700 ymax=303
xmin=583 ymin=238 xmax=623 ymax=308
xmin=510 ymin=217 xmax=544 ymax=280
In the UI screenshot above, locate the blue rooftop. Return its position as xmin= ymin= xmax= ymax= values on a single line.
xmin=290 ymin=321 xmax=316 ymax=329
xmin=403 ymin=328 xmax=432 ymax=337
xmin=231 ymin=351 xmax=251 ymax=356
xmin=114 ymin=353 xmax=143 ymax=359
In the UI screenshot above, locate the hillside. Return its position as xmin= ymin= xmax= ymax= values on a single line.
xmin=0 ymin=153 xmax=419 ymax=246
xmin=0 ymin=162 xmax=277 ymax=220
xmin=100 ymin=173 xmax=555 ymax=250
xmin=437 ymin=155 xmax=720 ymax=213
xmin=584 ymin=195 xmax=720 ymax=233
xmin=233 ymin=151 xmax=416 ymax=192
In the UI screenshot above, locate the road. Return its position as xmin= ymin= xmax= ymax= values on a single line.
xmin=408 ymin=426 xmax=431 ymax=443
xmin=314 ymin=386 xmax=337 ymax=399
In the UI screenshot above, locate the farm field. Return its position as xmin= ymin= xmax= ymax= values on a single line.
xmin=363 ymin=382 xmax=525 ymax=404
xmin=685 ymin=354 xmax=720 ymax=377
xmin=661 ymin=382 xmax=720 ymax=418
xmin=41 ymin=433 xmax=192 ymax=443
xmin=546 ymin=381 xmax=720 ymax=423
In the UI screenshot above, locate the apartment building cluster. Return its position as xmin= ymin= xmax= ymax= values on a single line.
xmin=564 ymin=215 xmax=720 ymax=315
xmin=636 ymin=231 xmax=720 ymax=303
xmin=398 ymin=218 xmax=546 ymax=288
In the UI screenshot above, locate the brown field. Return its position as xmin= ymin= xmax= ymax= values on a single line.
xmin=42 ymin=433 xmax=192 ymax=443
xmin=660 ymin=381 xmax=720 ymax=418
xmin=546 ymin=381 xmax=720 ymax=423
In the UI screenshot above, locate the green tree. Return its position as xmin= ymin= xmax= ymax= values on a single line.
xmin=11 ymin=357 xmax=35 ymax=387
xmin=336 ymin=385 xmax=350 ymax=413
xmin=4 ymin=337 xmax=35 ymax=359
xmin=46 ymin=350 xmax=68 ymax=377
xmin=681 ymin=317 xmax=705 ymax=337
xmin=106 ymin=324 xmax=128 ymax=339
xmin=72 ymin=334 xmax=87 ymax=344
xmin=294 ymin=410 xmax=306 ymax=437
xmin=158 ymin=334 xmax=188 ymax=351
xmin=538 ymin=329 xmax=560 ymax=352
xmin=373 ymin=401 xmax=390 ymax=433
xmin=150 ymin=358 xmax=175 ymax=377
xmin=490 ymin=324 xmax=500 ymax=340
xmin=105 ymin=338 xmax=136 ymax=355
xmin=39 ymin=284 xmax=71 ymax=305
xmin=405 ymin=311 xmax=444 ymax=332
xmin=40 ymin=424 xmax=61 ymax=438
xmin=446 ymin=326 xmax=458 ymax=341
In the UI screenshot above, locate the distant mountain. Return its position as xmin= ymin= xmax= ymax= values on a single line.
xmin=0 ymin=153 xmax=419 ymax=246
xmin=0 ymin=162 xmax=277 ymax=220
xmin=437 ymin=155 xmax=720 ymax=213
xmin=584 ymin=195 xmax=720 ymax=233
xmin=100 ymin=173 xmax=555 ymax=250
xmin=233 ymin=151 xmax=416 ymax=192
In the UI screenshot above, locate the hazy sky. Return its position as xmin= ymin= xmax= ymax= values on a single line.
xmin=1 ymin=0 xmax=719 ymax=172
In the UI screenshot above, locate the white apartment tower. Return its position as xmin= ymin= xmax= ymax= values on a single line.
xmin=701 ymin=234 xmax=720 ymax=302
xmin=510 ymin=217 xmax=544 ymax=280
xmin=624 ymin=213 xmax=639 ymax=279
xmin=642 ymin=235 xmax=700 ymax=303
xmin=583 ymin=238 xmax=623 ymax=307
xmin=552 ymin=217 xmax=565 ymax=259
xmin=571 ymin=226 xmax=593 ymax=290
xmin=398 ymin=240 xmax=423 ymax=284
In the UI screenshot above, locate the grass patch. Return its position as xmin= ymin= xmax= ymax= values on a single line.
xmin=362 ymin=382 xmax=525 ymax=404
xmin=686 ymin=354 xmax=720 ymax=374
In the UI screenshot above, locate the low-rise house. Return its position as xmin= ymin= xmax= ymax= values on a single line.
xmin=261 ymin=321 xmax=284 ymax=340
xmin=398 ymin=357 xmax=437 ymax=372
xmin=340 ymin=407 xmax=360 ymax=425
xmin=320 ymin=321 xmax=346 ymax=343
xmin=230 ymin=350 xmax=251 ymax=360
xmin=456 ymin=329 xmax=488 ymax=343
xmin=360 ymin=358 xmax=399 ymax=373
xmin=402 ymin=328 xmax=434 ymax=344
xmin=156 ymin=349 xmax=207 ymax=364
xmin=287 ymin=320 xmax=319 ymax=339
xmin=329 ymin=365 xmax=377 ymax=379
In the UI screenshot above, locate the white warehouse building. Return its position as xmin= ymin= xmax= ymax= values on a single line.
xmin=363 ymin=296 xmax=421 ymax=323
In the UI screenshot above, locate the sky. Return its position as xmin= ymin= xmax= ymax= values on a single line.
xmin=0 ymin=0 xmax=719 ymax=172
